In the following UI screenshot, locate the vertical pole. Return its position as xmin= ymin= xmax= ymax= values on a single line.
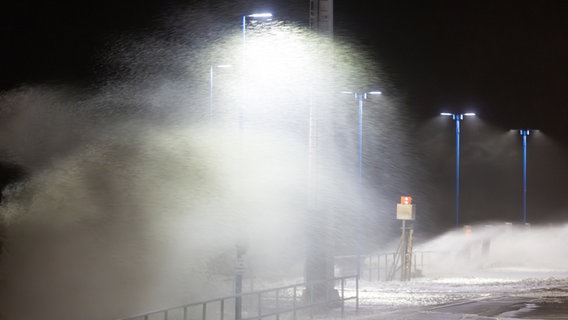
xmin=306 ymin=3 xmax=334 ymax=305
xmin=355 ymin=276 xmax=359 ymax=315
xmin=209 ymin=64 xmax=214 ymax=119
xmin=454 ymin=116 xmax=461 ymax=228
xmin=358 ymin=94 xmax=363 ymax=193
xmin=400 ymin=220 xmax=406 ymax=281
xmin=235 ymin=270 xmax=242 ymax=320
xmin=236 ymin=16 xmax=246 ymax=320
xmin=341 ymin=278 xmax=345 ymax=317
xmin=521 ymin=130 xmax=528 ymax=224
xmin=356 ymin=93 xmax=364 ymax=282
xmin=240 ymin=15 xmax=246 ymax=132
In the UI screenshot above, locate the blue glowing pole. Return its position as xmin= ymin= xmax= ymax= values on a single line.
xmin=441 ymin=112 xmax=474 ymax=227
xmin=349 ymin=91 xmax=380 ymax=279
xmin=520 ymin=129 xmax=529 ymax=224
xmin=242 ymin=15 xmax=246 ymax=43
xmin=454 ymin=115 xmax=461 ymax=228
xmin=358 ymin=93 xmax=364 ymax=189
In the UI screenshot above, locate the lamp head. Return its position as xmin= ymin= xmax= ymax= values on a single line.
xmin=247 ymin=13 xmax=273 ymax=18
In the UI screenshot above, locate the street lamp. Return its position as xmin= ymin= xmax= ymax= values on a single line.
xmin=343 ymin=90 xmax=381 ymax=280
xmin=236 ymin=13 xmax=272 ymax=320
xmin=342 ymin=91 xmax=382 ymax=189
xmin=440 ymin=112 xmax=476 ymax=228
xmin=240 ymin=12 xmax=273 ymax=130
xmin=242 ymin=12 xmax=273 ymax=53
xmin=518 ymin=129 xmax=535 ymax=224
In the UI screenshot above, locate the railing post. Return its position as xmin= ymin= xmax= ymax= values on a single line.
xmin=340 ymin=278 xmax=345 ymax=317
xmin=309 ymin=282 xmax=314 ymax=319
xmin=293 ymin=286 xmax=297 ymax=320
xmin=367 ymin=255 xmax=371 ymax=281
xmin=275 ymin=290 xmax=280 ymax=320
xmin=257 ymin=292 xmax=262 ymax=319
xmin=117 ymin=274 xmax=363 ymax=320
xmin=235 ymin=277 xmax=242 ymax=320
xmin=355 ymin=275 xmax=359 ymax=315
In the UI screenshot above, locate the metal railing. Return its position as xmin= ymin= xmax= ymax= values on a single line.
xmin=116 ymin=275 xmax=358 ymax=320
xmin=335 ymin=251 xmax=435 ymax=281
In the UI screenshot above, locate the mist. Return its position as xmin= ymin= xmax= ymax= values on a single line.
xmin=0 ymin=5 xmax=409 ymax=320
xmin=415 ymin=222 xmax=568 ymax=278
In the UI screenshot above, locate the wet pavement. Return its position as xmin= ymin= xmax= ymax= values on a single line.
xmin=354 ymin=288 xmax=568 ymax=319
xmin=349 ymin=277 xmax=568 ymax=320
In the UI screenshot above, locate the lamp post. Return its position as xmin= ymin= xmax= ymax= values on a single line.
xmin=240 ymin=12 xmax=273 ymax=130
xmin=440 ymin=112 xmax=475 ymax=228
xmin=235 ymin=13 xmax=272 ymax=320
xmin=518 ymin=129 xmax=532 ymax=224
xmin=343 ymin=90 xmax=381 ymax=281
xmin=353 ymin=91 xmax=382 ymax=189
xmin=242 ymin=13 xmax=273 ymax=41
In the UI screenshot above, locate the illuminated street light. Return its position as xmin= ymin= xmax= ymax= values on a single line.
xmin=517 ymin=129 xmax=537 ymax=224
xmin=342 ymin=91 xmax=382 ymax=188
xmin=240 ymin=12 xmax=273 ymax=130
xmin=440 ymin=112 xmax=476 ymax=228
xmin=236 ymin=13 xmax=272 ymax=320
xmin=242 ymin=12 xmax=273 ymax=47
xmin=343 ymin=90 xmax=382 ymax=279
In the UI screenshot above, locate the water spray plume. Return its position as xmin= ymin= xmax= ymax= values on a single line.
xmin=0 ymin=5 xmax=407 ymax=320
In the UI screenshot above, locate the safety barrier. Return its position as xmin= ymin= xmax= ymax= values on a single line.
xmin=117 ymin=275 xmax=358 ymax=320
xmin=335 ymin=251 xmax=435 ymax=281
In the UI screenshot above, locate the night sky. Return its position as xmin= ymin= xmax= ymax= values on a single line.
xmin=1 ymin=0 xmax=567 ymax=229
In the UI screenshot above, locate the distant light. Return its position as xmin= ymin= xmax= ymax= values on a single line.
xmin=440 ymin=112 xmax=475 ymax=117
xmin=217 ymin=64 xmax=232 ymax=68
xmin=248 ymin=13 xmax=273 ymax=18
xmin=515 ymin=129 xmax=539 ymax=136
xmin=340 ymin=90 xmax=381 ymax=96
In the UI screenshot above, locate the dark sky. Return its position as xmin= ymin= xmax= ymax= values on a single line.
xmin=2 ymin=0 xmax=567 ymax=133
xmin=335 ymin=1 xmax=568 ymax=138
xmin=0 ymin=0 xmax=567 ymax=228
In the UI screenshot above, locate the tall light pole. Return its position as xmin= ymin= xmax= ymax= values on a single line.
xmin=440 ymin=112 xmax=475 ymax=228
xmin=518 ymin=129 xmax=533 ymax=224
xmin=240 ymin=12 xmax=273 ymax=131
xmin=342 ymin=90 xmax=381 ymax=283
xmin=235 ymin=13 xmax=272 ymax=320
